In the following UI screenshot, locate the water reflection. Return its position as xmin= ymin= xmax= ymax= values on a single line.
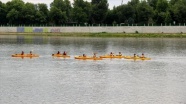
xmin=0 ymin=35 xmax=186 ymax=104
xmin=0 ymin=35 xmax=185 ymax=57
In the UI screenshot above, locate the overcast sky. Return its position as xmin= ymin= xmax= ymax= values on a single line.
xmin=1 ymin=0 xmax=130 ymax=9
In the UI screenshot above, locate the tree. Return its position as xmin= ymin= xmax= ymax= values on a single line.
xmin=0 ymin=1 xmax=7 ymax=25
xmin=136 ymin=1 xmax=154 ymax=24
xmin=169 ymin=0 xmax=179 ymax=5
xmin=156 ymin=0 xmax=169 ymax=12
xmin=22 ymin=3 xmax=36 ymax=25
xmin=172 ymin=0 xmax=186 ymax=23
xmin=36 ymin=3 xmax=49 ymax=24
xmin=147 ymin=0 xmax=158 ymax=10
xmin=91 ymin=0 xmax=109 ymax=24
xmin=126 ymin=0 xmax=139 ymax=23
xmin=50 ymin=0 xmax=64 ymax=10
xmin=165 ymin=11 xmax=172 ymax=24
xmin=104 ymin=9 xmax=116 ymax=24
xmin=50 ymin=0 xmax=72 ymax=23
xmin=72 ymin=0 xmax=91 ymax=23
xmin=154 ymin=0 xmax=169 ymax=24
xmin=49 ymin=6 xmax=67 ymax=25
xmin=38 ymin=3 xmax=48 ymax=16
xmin=64 ymin=0 xmax=72 ymax=22
xmin=114 ymin=4 xmax=135 ymax=24
xmin=128 ymin=0 xmax=140 ymax=6
xmin=6 ymin=0 xmax=25 ymax=25
xmin=6 ymin=9 xmax=19 ymax=24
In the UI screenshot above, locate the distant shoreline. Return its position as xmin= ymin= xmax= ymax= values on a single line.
xmin=0 ymin=32 xmax=186 ymax=38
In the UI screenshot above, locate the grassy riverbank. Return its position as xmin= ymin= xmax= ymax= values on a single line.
xmin=0 ymin=32 xmax=186 ymax=38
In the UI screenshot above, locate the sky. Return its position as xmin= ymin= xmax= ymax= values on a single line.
xmin=1 ymin=0 xmax=130 ymax=9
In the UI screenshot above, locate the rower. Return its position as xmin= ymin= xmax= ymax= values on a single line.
xmin=93 ymin=53 xmax=96 ymax=58
xmin=110 ymin=52 xmax=114 ymax=56
xmin=141 ymin=53 xmax=145 ymax=58
xmin=57 ymin=51 xmax=60 ymax=54
xmin=134 ymin=54 xmax=136 ymax=57
xmin=118 ymin=52 xmax=122 ymax=56
xmin=30 ymin=51 xmax=32 ymax=55
xmin=21 ymin=51 xmax=24 ymax=55
xmin=63 ymin=51 xmax=67 ymax=55
xmin=83 ymin=54 xmax=86 ymax=57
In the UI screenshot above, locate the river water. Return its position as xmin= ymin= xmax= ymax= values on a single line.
xmin=0 ymin=35 xmax=186 ymax=104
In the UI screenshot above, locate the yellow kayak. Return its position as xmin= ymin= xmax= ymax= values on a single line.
xmin=52 ymin=54 xmax=70 ymax=58
xmin=75 ymin=56 xmax=103 ymax=60
xmin=100 ymin=55 xmax=125 ymax=58
xmin=140 ymin=57 xmax=151 ymax=60
xmin=124 ymin=56 xmax=151 ymax=60
xmin=12 ymin=54 xmax=39 ymax=57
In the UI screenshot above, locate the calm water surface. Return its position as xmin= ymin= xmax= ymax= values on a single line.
xmin=0 ymin=35 xmax=186 ymax=104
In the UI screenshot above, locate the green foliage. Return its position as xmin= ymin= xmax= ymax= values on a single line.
xmin=136 ymin=1 xmax=154 ymax=24
xmin=49 ymin=6 xmax=67 ymax=25
xmin=0 ymin=1 xmax=7 ymax=24
xmin=72 ymin=0 xmax=91 ymax=23
xmin=172 ymin=0 xmax=186 ymax=23
xmin=147 ymin=0 xmax=158 ymax=10
xmin=6 ymin=9 xmax=19 ymax=24
xmin=22 ymin=3 xmax=36 ymax=24
xmin=165 ymin=11 xmax=172 ymax=24
xmin=0 ymin=0 xmax=186 ymax=26
xmin=6 ymin=0 xmax=24 ymax=25
xmin=91 ymin=0 xmax=109 ymax=23
xmin=36 ymin=3 xmax=49 ymax=24
xmin=50 ymin=0 xmax=71 ymax=23
xmin=156 ymin=0 xmax=169 ymax=12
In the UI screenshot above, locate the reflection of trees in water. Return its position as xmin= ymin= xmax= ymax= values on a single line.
xmin=70 ymin=38 xmax=108 ymax=52
xmin=33 ymin=36 xmax=44 ymax=44
xmin=115 ymin=38 xmax=186 ymax=55
xmin=0 ymin=36 xmax=17 ymax=44
xmin=16 ymin=36 xmax=48 ymax=44
xmin=111 ymin=38 xmax=167 ymax=54
xmin=17 ymin=35 xmax=25 ymax=44
xmin=48 ymin=37 xmax=109 ymax=55
xmin=49 ymin=36 xmax=71 ymax=46
xmin=92 ymin=40 xmax=108 ymax=52
xmin=1 ymin=36 xmax=185 ymax=56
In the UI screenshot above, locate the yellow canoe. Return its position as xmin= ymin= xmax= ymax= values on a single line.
xmin=52 ymin=54 xmax=70 ymax=58
xmin=140 ymin=57 xmax=151 ymax=60
xmin=75 ymin=56 xmax=103 ymax=60
xmin=100 ymin=55 xmax=126 ymax=58
xmin=124 ymin=56 xmax=151 ymax=60
xmin=12 ymin=54 xmax=39 ymax=57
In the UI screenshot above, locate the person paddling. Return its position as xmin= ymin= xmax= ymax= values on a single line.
xmin=118 ymin=52 xmax=122 ymax=56
xmin=134 ymin=54 xmax=136 ymax=58
xmin=141 ymin=53 xmax=145 ymax=58
xmin=21 ymin=51 xmax=24 ymax=55
xmin=93 ymin=53 xmax=96 ymax=58
xmin=83 ymin=54 xmax=86 ymax=57
xmin=30 ymin=51 xmax=32 ymax=55
xmin=57 ymin=51 xmax=60 ymax=54
xmin=110 ymin=52 xmax=114 ymax=56
xmin=63 ymin=51 xmax=67 ymax=55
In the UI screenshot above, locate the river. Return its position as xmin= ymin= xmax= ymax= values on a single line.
xmin=0 ymin=35 xmax=186 ymax=104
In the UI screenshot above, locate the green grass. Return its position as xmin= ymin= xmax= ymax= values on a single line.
xmin=1 ymin=32 xmax=186 ymax=38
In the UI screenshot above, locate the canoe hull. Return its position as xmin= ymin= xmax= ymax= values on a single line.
xmin=12 ymin=54 xmax=39 ymax=57
xmin=124 ymin=56 xmax=151 ymax=60
xmin=52 ymin=54 xmax=70 ymax=58
xmin=75 ymin=56 xmax=102 ymax=60
xmin=100 ymin=55 xmax=126 ymax=58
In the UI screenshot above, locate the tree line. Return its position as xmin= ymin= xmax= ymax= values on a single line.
xmin=0 ymin=0 xmax=186 ymax=26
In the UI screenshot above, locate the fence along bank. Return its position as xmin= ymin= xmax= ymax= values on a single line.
xmin=0 ymin=26 xmax=186 ymax=33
